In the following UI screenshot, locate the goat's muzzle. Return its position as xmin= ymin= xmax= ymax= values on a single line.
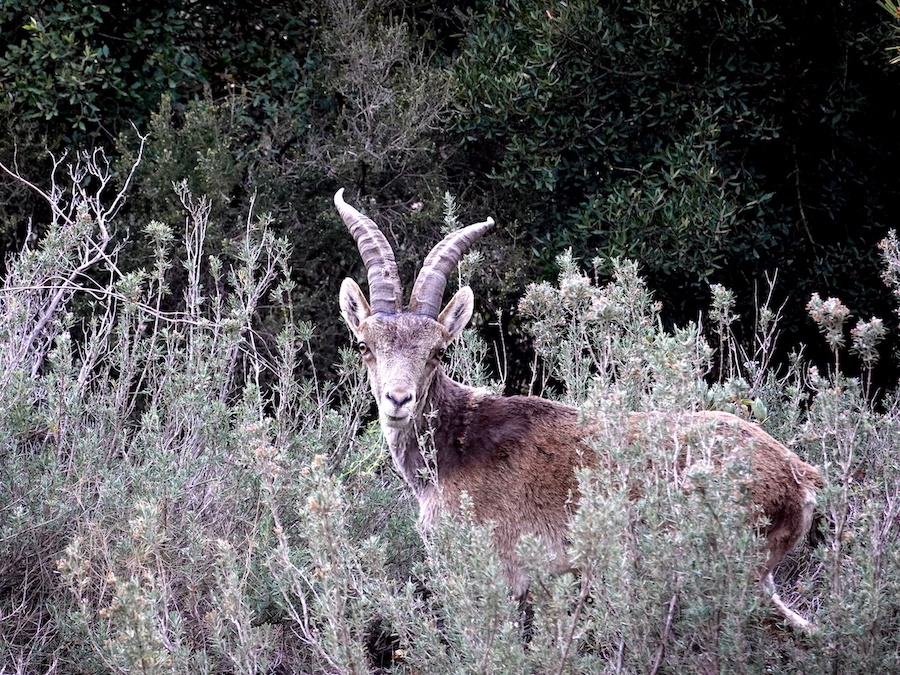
xmin=381 ymin=388 xmax=416 ymax=428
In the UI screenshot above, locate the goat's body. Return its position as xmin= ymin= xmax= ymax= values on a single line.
xmin=388 ymin=372 xmax=585 ymax=593
xmin=334 ymin=187 xmax=824 ymax=631
xmin=388 ymin=371 xmax=823 ymax=619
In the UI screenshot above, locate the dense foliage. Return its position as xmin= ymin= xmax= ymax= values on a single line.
xmin=449 ymin=0 xmax=900 ymax=364
xmin=2 ymin=0 xmax=900 ymax=381
xmin=1 ymin=156 xmax=899 ymax=671
xmin=3 ymin=1 xmax=900 ymax=672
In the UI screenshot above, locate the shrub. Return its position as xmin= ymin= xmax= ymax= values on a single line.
xmin=2 ymin=154 xmax=900 ymax=673
xmin=0 ymin=148 xmax=392 ymax=673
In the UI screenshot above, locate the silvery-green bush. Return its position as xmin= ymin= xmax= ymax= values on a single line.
xmin=2 ymin=153 xmax=900 ymax=673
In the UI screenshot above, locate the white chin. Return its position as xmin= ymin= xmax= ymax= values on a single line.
xmin=382 ymin=414 xmax=411 ymax=429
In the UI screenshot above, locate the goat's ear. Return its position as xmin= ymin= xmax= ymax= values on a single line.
xmin=438 ymin=286 xmax=474 ymax=341
xmin=339 ymin=278 xmax=371 ymax=338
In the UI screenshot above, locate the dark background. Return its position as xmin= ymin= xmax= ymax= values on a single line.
xmin=2 ymin=0 xmax=899 ymax=392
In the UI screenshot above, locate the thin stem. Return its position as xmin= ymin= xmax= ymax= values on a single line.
xmin=554 ymin=573 xmax=591 ymax=675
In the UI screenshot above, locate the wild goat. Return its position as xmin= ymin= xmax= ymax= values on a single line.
xmin=335 ymin=188 xmax=824 ymax=631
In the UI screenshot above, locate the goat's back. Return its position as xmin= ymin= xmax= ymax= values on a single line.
xmin=431 ymin=397 xmax=822 ymax=594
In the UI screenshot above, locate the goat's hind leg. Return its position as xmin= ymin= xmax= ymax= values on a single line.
xmin=760 ymin=571 xmax=814 ymax=632
xmin=759 ymin=489 xmax=818 ymax=632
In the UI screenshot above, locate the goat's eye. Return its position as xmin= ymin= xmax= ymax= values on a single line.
xmin=435 ymin=347 xmax=446 ymax=360
xmin=357 ymin=341 xmax=369 ymax=355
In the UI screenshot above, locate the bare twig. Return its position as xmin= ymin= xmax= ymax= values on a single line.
xmin=649 ymin=578 xmax=681 ymax=675
xmin=554 ymin=573 xmax=592 ymax=675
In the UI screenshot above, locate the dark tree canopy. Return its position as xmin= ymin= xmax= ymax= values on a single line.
xmin=2 ymin=0 xmax=899 ymax=384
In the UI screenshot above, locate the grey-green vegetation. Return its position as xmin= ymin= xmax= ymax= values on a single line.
xmin=1 ymin=149 xmax=900 ymax=672
xmin=3 ymin=1 xmax=900 ymax=672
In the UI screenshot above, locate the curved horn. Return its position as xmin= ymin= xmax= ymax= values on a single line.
xmin=335 ymin=188 xmax=403 ymax=314
xmin=408 ymin=217 xmax=495 ymax=318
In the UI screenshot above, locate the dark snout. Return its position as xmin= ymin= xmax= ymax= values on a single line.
xmin=380 ymin=386 xmax=417 ymax=427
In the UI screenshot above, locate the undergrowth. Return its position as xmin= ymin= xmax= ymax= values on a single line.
xmin=1 ymin=152 xmax=899 ymax=673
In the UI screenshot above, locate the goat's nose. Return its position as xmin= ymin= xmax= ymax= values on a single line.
xmin=385 ymin=389 xmax=413 ymax=407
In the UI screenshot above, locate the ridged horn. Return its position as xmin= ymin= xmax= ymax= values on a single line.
xmin=335 ymin=188 xmax=403 ymax=314
xmin=408 ymin=217 xmax=495 ymax=318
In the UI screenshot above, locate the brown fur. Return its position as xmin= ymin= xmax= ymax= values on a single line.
xmin=338 ymin=230 xmax=824 ymax=631
xmin=411 ymin=370 xmax=823 ymax=612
